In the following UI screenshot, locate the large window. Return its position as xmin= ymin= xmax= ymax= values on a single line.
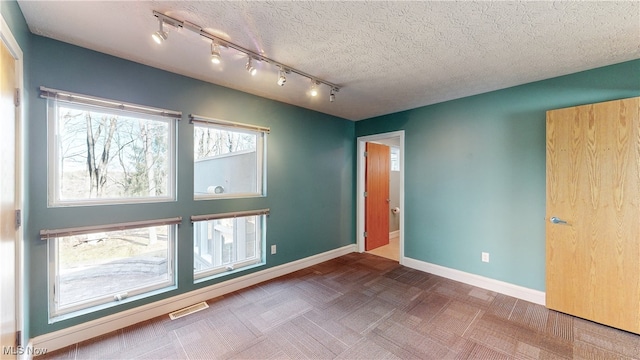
xmin=192 ymin=210 xmax=268 ymax=281
xmin=43 ymin=219 xmax=179 ymax=320
xmin=41 ymin=87 xmax=181 ymax=320
xmin=191 ymin=115 xmax=267 ymax=199
xmin=43 ymin=87 xmax=179 ymax=206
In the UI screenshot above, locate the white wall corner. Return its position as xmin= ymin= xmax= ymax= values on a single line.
xmin=402 ymin=257 xmax=546 ymax=306
xmin=31 ymin=244 xmax=356 ymax=353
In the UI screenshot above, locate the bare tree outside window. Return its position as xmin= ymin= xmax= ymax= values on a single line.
xmin=194 ymin=127 xmax=256 ymax=160
xmin=54 ymin=105 xmax=172 ymax=203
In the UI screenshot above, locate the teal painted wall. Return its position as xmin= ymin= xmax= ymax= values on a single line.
xmin=1 ymin=0 xmax=29 ymax=47
xmin=26 ymin=35 xmax=355 ymax=337
xmin=1 ymin=0 xmax=31 ymax=343
xmin=356 ymin=59 xmax=640 ymax=292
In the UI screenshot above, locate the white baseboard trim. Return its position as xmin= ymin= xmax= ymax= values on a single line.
xmin=402 ymin=257 xmax=546 ymax=306
xmin=389 ymin=230 xmax=399 ymax=239
xmin=31 ymin=244 xmax=356 ymax=353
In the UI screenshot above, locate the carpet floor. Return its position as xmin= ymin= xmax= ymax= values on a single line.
xmin=39 ymin=252 xmax=640 ymax=359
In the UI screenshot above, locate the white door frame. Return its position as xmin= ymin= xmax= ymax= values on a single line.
xmin=1 ymin=13 xmax=25 ymax=347
xmin=356 ymin=131 xmax=405 ymax=264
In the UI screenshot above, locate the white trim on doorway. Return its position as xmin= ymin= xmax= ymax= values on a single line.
xmin=356 ymin=131 xmax=405 ymax=264
xmin=0 ymin=12 xmax=25 ymax=349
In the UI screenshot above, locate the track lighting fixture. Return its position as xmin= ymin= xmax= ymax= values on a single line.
xmin=246 ymin=57 xmax=257 ymax=76
xmin=151 ymin=10 xmax=342 ymax=100
xmin=152 ymin=19 xmax=169 ymax=44
xmin=277 ymin=67 xmax=287 ymax=86
xmin=210 ymin=42 xmax=221 ymax=64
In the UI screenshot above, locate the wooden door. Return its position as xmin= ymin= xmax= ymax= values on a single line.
xmin=546 ymin=97 xmax=640 ymax=334
xmin=365 ymin=142 xmax=390 ymax=251
xmin=0 ymin=40 xmax=18 ymax=354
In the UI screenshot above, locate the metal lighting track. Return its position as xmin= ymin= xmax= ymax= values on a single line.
xmin=153 ymin=11 xmax=341 ymax=92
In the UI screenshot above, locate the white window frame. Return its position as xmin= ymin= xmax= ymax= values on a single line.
xmin=390 ymin=146 xmax=400 ymax=172
xmin=42 ymin=217 xmax=180 ymax=321
xmin=191 ymin=209 xmax=268 ymax=281
xmin=191 ymin=114 xmax=268 ymax=200
xmin=42 ymin=86 xmax=180 ymax=207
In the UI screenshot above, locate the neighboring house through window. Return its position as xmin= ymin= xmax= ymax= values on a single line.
xmin=192 ymin=210 xmax=268 ymax=281
xmin=191 ymin=114 xmax=268 ymax=199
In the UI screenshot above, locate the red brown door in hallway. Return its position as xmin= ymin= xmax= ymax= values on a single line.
xmin=365 ymin=142 xmax=390 ymax=251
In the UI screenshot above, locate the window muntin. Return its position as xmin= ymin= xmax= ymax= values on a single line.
xmin=193 ymin=214 xmax=265 ymax=280
xmin=192 ymin=117 xmax=266 ymax=199
xmin=48 ymin=224 xmax=176 ymax=319
xmin=47 ymin=100 xmax=177 ymax=206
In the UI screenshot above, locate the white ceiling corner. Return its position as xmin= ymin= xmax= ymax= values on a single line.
xmin=17 ymin=1 xmax=640 ymax=121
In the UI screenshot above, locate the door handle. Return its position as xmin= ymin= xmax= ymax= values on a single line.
xmin=550 ymin=217 xmax=568 ymax=224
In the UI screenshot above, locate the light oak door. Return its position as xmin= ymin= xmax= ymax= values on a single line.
xmin=0 ymin=40 xmax=18 ymax=354
xmin=365 ymin=142 xmax=390 ymax=251
xmin=546 ymin=97 xmax=640 ymax=334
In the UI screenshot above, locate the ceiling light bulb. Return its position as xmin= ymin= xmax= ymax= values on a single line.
xmin=246 ymin=58 xmax=257 ymax=76
xmin=310 ymin=81 xmax=319 ymax=97
xmin=277 ymin=68 xmax=286 ymax=86
xmin=210 ymin=43 xmax=221 ymax=64
xmin=152 ymin=20 xmax=168 ymax=44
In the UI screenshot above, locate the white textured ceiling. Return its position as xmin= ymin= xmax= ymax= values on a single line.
xmin=17 ymin=1 xmax=640 ymax=121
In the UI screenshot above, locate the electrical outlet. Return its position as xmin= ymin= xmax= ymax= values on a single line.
xmin=271 ymin=245 xmax=277 ymax=255
xmin=481 ymin=252 xmax=490 ymax=263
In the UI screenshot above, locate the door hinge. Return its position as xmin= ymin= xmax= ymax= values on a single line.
xmin=363 ymin=232 xmax=368 ymax=238
xmin=16 ymin=330 xmax=22 ymax=347
xmin=363 ymin=151 xmax=368 ymax=157
xmin=14 ymin=88 xmax=20 ymax=107
xmin=15 ymin=209 xmax=21 ymax=228
xmin=363 ymin=192 xmax=368 ymax=197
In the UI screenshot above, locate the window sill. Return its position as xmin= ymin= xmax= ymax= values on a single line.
xmin=49 ymin=285 xmax=177 ymax=324
xmin=194 ymin=261 xmax=265 ymax=285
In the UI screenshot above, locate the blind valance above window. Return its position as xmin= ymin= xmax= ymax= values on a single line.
xmin=40 ymin=86 xmax=182 ymax=119
xmin=190 ymin=114 xmax=270 ymax=133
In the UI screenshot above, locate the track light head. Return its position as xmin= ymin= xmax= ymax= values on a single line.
xmin=210 ymin=42 xmax=221 ymax=64
xmin=246 ymin=57 xmax=257 ymax=76
xmin=309 ymin=80 xmax=319 ymax=97
xmin=151 ymin=12 xmax=342 ymax=98
xmin=329 ymin=88 xmax=336 ymax=103
xmin=277 ymin=68 xmax=287 ymax=86
xmin=152 ymin=20 xmax=169 ymax=44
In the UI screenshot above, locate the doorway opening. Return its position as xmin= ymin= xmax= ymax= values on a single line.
xmin=356 ymin=131 xmax=404 ymax=264
xmin=1 ymin=13 xmax=25 ymax=351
